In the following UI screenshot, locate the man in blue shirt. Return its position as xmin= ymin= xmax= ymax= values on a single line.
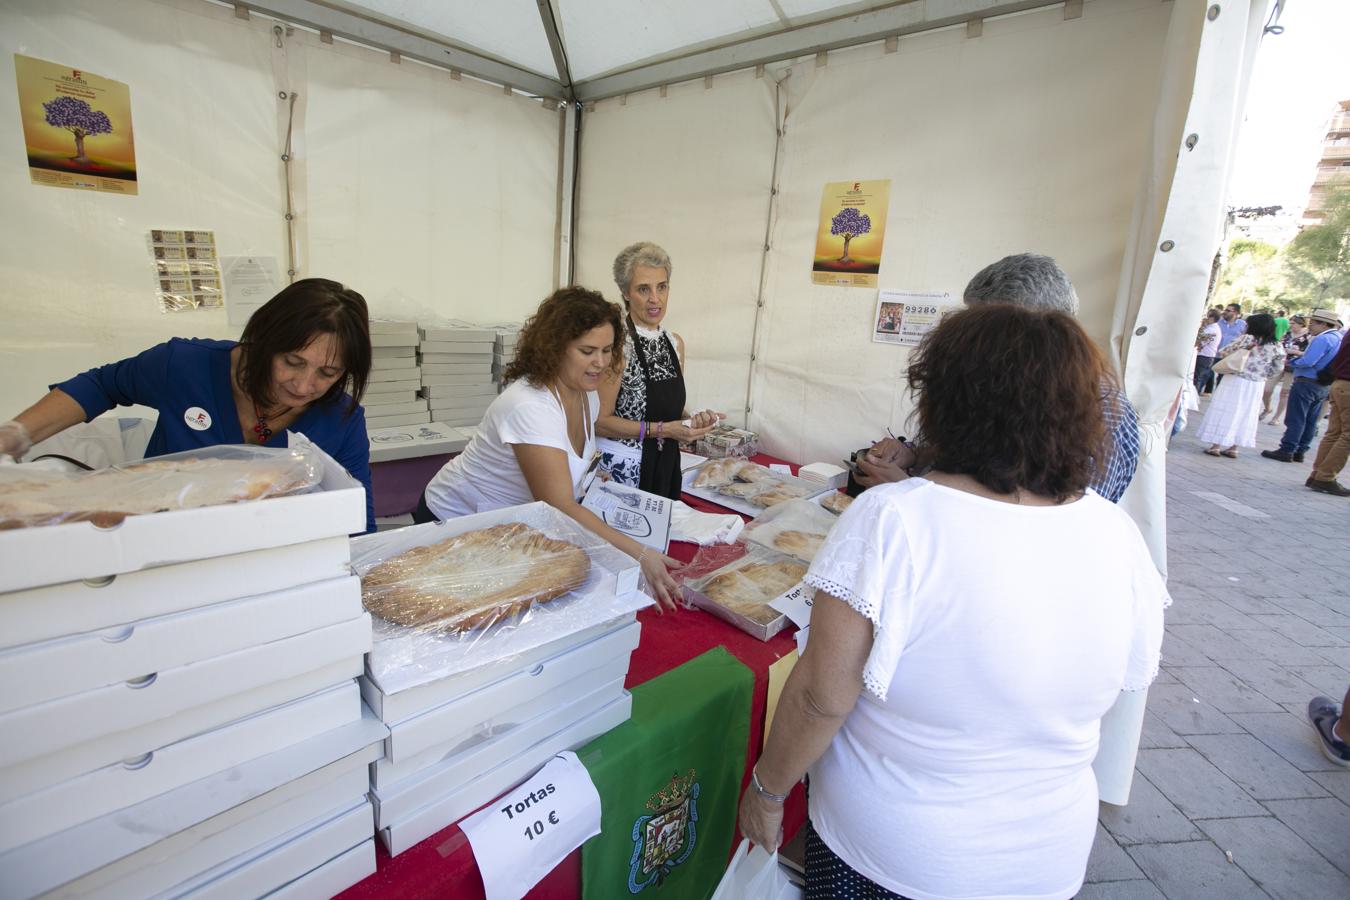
xmin=1262 ymin=308 xmax=1343 ymax=464
xmin=1217 ymin=303 xmax=1248 ymax=350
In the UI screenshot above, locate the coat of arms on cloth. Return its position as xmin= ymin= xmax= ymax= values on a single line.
xmin=627 ymin=769 xmax=700 ymax=892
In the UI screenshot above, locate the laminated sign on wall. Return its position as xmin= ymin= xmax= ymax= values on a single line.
xmin=811 ymin=180 xmax=890 ymax=287
xmin=13 ymin=54 xmax=137 ymax=195
xmin=873 ymin=290 xmax=955 ymax=346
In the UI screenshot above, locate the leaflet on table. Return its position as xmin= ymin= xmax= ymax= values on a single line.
xmin=581 ymin=480 xmax=672 ymax=552
xmin=460 ymin=751 xmax=601 ymax=900
xmin=352 ymin=502 xmax=651 ymax=695
xmin=741 ymin=499 xmax=839 ymax=563
xmin=679 ymin=543 xmax=805 ymax=641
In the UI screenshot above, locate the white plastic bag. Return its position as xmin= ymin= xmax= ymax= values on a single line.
xmin=711 ymin=839 xmax=801 ymax=900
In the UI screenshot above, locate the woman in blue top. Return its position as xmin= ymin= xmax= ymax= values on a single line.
xmin=0 ymin=278 xmax=376 ymax=532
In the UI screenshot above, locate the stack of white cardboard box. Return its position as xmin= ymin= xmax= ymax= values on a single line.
xmin=350 ymin=502 xmax=652 ymax=856
xmin=419 ymin=322 xmax=497 ymax=428
xmin=0 ymin=442 xmax=387 ymax=899
xmin=492 ymin=326 xmax=520 ymax=394
xmin=366 ymin=320 xmax=429 ymax=430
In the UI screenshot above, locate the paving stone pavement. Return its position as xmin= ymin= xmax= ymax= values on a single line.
xmin=1088 ymin=404 xmax=1350 ymax=898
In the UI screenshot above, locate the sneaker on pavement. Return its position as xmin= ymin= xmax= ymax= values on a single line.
xmin=1308 ymin=697 xmax=1350 ymax=766
xmin=1308 ymin=478 xmax=1350 ymax=497
xmin=1261 ymin=449 xmax=1294 ymax=462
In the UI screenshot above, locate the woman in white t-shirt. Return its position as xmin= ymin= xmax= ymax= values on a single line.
xmin=738 ymin=305 xmax=1167 ymax=900
xmin=417 ymin=287 xmax=683 ymax=607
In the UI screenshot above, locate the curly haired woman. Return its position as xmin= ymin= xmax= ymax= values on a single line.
xmin=416 ymin=286 xmax=682 ymax=607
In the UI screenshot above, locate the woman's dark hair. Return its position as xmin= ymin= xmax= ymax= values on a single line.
xmin=504 ymin=286 xmax=624 ymax=385
xmin=236 ymin=278 xmax=371 ymax=412
xmin=908 ymin=304 xmax=1113 ymax=502
xmin=1205 ymin=310 xmax=1221 ymax=324
xmin=1244 ymin=313 xmax=1278 ymax=345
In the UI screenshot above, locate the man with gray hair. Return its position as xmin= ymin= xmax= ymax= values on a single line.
xmin=857 ymin=253 xmax=1141 ymax=502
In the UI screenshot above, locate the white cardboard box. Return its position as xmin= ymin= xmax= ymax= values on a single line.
xmin=422 ymin=383 xmax=497 ymax=399
xmin=0 ymin=707 xmax=387 ymax=899
xmin=368 ymin=422 xmax=470 ymax=464
xmin=421 ymin=326 xmax=495 ymax=342
xmin=379 ymin=692 xmax=631 ymax=856
xmin=372 ymin=346 xmax=415 ymax=359
xmin=0 ymin=682 xmax=361 ymax=852
xmin=0 ymin=536 xmax=349 ymax=651
xmin=0 ymin=575 xmax=362 ymax=714
xmin=361 ymin=400 xmax=429 ymax=417
xmin=0 ymin=437 xmax=365 ymax=594
xmin=266 ymin=839 xmax=376 ymax=899
xmin=370 ymin=334 xmax=418 ymax=348
xmin=422 ymin=372 xmax=497 ymax=386
xmin=362 ymin=389 xmax=418 ymax=404
xmin=367 ymin=370 xmax=421 ymax=386
xmin=419 ymin=363 xmax=493 ymax=375
xmin=380 ymin=623 xmax=637 ymax=766
xmin=366 ymin=411 xmax=432 ymax=429
xmin=167 ymin=800 xmax=373 ymax=900
xmin=360 ymin=614 xmax=632 ymax=724
xmin=354 ymin=505 xmax=645 ymax=697
xmin=418 ymin=352 xmax=492 ymax=364
xmin=0 ymin=659 xmax=359 ymax=806
xmin=426 ymin=394 xmax=493 ymax=412
xmin=50 ymin=755 xmax=372 ymax=899
xmin=372 ymin=675 xmax=626 ymax=816
xmin=370 ymin=356 xmax=417 ymax=371
xmin=0 ymin=616 xmax=372 ymax=769
xmin=419 ymin=340 xmax=493 ymax=353
xmin=369 ymin=320 xmax=418 ymax=336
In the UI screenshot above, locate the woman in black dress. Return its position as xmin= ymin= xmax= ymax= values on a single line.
xmin=596 ymin=242 xmax=722 ymax=499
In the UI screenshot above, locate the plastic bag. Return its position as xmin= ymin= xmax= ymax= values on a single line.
xmin=741 ymin=499 xmax=839 ymax=562
xmin=0 ymin=442 xmax=321 ymax=530
xmin=711 ymin=840 xmax=800 ymax=900
xmin=353 ymin=501 xmax=652 ymax=695
xmin=686 ymin=459 xmax=819 ymax=513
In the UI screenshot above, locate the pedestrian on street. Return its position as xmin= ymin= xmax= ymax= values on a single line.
xmin=1306 ymin=333 xmax=1350 ymax=496
xmin=1262 ymin=308 xmax=1343 ymax=465
xmin=1195 ymin=309 xmax=1222 ymax=395
xmin=1196 ymin=314 xmax=1284 ymax=459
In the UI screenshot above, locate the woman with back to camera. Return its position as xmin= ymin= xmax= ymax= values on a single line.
xmin=595 ymin=242 xmax=721 ymax=499
xmin=0 ymin=278 xmax=376 ymax=532
xmin=417 ymin=286 xmax=684 ymax=608
xmin=737 ymin=304 xmax=1166 ymax=900
xmin=1195 ymin=312 xmax=1284 ymax=459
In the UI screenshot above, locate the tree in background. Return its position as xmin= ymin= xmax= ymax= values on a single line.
xmin=1214 ymin=238 xmax=1287 ymax=311
xmin=42 ymin=96 xmax=113 ymax=164
xmin=1284 ymin=188 xmax=1350 ymax=306
xmin=830 ymin=208 xmax=871 ymax=263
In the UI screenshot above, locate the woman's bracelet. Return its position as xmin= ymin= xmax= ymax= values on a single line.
xmin=638 ymin=420 xmax=647 ymax=442
xmin=751 ymin=767 xmax=789 ymax=803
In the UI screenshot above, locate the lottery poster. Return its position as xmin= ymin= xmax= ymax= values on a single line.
xmin=873 ymin=289 xmax=955 ymax=346
xmin=150 ymin=230 xmax=222 ymax=313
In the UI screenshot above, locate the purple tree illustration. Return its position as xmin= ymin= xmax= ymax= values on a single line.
xmin=830 ymin=207 xmax=872 ymax=263
xmin=42 ymin=96 xmax=113 ymax=164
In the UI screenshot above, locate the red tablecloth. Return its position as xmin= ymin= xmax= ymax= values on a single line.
xmin=340 ymin=455 xmax=810 ymax=900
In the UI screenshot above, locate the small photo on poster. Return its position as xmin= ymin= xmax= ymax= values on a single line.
xmin=874 ymin=301 xmax=905 ymax=344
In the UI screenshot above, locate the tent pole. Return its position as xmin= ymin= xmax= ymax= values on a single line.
xmin=744 ymin=74 xmax=788 ymax=430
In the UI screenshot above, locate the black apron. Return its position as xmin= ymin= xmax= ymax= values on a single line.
xmin=627 ymin=317 xmax=686 ymax=500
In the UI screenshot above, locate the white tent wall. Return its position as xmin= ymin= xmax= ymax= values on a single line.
xmin=0 ymin=0 xmax=562 ymax=419
xmin=574 ymin=69 xmax=780 ymax=422
xmin=572 ymin=0 xmax=1176 ymax=466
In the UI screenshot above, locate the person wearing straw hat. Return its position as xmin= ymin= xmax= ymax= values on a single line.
xmin=1306 ymin=334 xmax=1350 ymax=497
xmin=1262 ymin=308 xmax=1343 ymax=465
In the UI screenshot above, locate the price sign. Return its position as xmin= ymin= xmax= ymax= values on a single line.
xmin=460 ymin=751 xmax=602 ymax=900
xmin=770 ymin=580 xmax=814 ymax=629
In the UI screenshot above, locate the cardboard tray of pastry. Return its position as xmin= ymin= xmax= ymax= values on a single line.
xmin=741 ymin=499 xmax=840 ymax=563
xmin=351 ymin=501 xmax=651 ymax=696
xmin=679 ymin=543 xmax=807 ymax=641
xmin=681 ymin=459 xmax=829 ymax=519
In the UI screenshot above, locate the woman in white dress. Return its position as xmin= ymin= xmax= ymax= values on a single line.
xmin=1196 ymin=313 xmax=1285 ymax=458
xmin=737 ymin=304 xmax=1166 ymax=900
xmin=417 ymin=287 xmax=683 ymax=607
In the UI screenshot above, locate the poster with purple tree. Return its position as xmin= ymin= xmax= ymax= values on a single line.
xmin=14 ymin=55 xmax=138 ymax=194
xmin=812 ymin=180 xmax=891 ymax=287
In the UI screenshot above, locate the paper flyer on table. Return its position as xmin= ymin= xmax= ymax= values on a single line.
xmin=873 ymin=289 xmax=955 ymax=346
